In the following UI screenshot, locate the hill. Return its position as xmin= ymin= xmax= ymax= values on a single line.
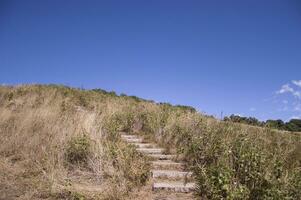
xmin=0 ymin=85 xmax=300 ymax=200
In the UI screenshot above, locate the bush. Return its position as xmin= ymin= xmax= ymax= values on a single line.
xmin=105 ymin=142 xmax=150 ymax=187
xmin=288 ymin=170 xmax=301 ymax=199
xmin=66 ymin=134 xmax=91 ymax=165
xmin=101 ymin=125 xmax=150 ymax=199
xmin=231 ymin=139 xmax=269 ymax=199
xmin=55 ymin=190 xmax=86 ymax=200
xmin=101 ymin=109 xmax=150 ymax=196
xmin=103 ymin=111 xmax=134 ymax=141
xmin=191 ymin=129 xmax=301 ymax=200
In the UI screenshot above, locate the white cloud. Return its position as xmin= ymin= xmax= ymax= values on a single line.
xmin=273 ymin=82 xmax=301 ymax=116
xmin=276 ymin=83 xmax=301 ymax=99
xmin=276 ymin=84 xmax=294 ymax=94
xmin=292 ymin=80 xmax=301 ymax=88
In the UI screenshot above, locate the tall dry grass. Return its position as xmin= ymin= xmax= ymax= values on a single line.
xmin=1 ymin=84 xmax=300 ymax=199
xmin=113 ymin=99 xmax=301 ymax=199
xmin=0 ymin=85 xmax=149 ymax=200
xmin=86 ymin=91 xmax=301 ymax=199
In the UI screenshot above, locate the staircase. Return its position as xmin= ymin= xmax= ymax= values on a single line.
xmin=120 ymin=133 xmax=195 ymax=199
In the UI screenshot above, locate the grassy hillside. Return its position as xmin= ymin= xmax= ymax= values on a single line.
xmin=0 ymin=85 xmax=150 ymax=200
xmin=0 ymin=85 xmax=300 ymax=200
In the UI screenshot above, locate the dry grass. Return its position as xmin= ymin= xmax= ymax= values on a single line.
xmin=0 ymin=84 xmax=300 ymax=200
xmin=0 ymin=85 xmax=149 ymax=200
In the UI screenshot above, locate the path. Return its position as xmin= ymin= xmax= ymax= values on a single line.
xmin=121 ymin=133 xmax=196 ymax=200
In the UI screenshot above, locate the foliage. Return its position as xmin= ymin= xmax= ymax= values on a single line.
xmin=103 ymin=141 xmax=150 ymax=188
xmin=174 ymin=104 xmax=197 ymax=113
xmin=224 ymin=115 xmax=264 ymax=127
xmin=102 ymin=111 xmax=134 ymax=140
xmin=285 ymin=119 xmax=301 ymax=132
xmin=66 ymin=134 xmax=91 ymax=165
xmin=225 ymin=114 xmax=301 ymax=132
xmin=92 ymin=88 xmax=117 ymax=97
xmin=188 ymin=125 xmax=301 ymax=199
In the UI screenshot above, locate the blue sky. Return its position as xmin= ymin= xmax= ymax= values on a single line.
xmin=1 ymin=0 xmax=301 ymax=121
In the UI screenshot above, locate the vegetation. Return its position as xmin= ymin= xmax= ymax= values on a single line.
xmin=0 ymin=85 xmax=150 ymax=200
xmin=224 ymin=114 xmax=301 ymax=132
xmin=0 ymin=84 xmax=300 ymax=199
xmin=66 ymin=134 xmax=91 ymax=165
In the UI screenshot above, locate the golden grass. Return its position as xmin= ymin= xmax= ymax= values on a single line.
xmin=0 ymin=84 xmax=300 ymax=199
xmin=0 ymin=85 xmax=149 ymax=199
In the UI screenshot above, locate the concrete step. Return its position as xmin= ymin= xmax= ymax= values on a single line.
xmin=152 ymin=182 xmax=195 ymax=193
xmin=152 ymin=170 xmax=192 ymax=179
xmin=137 ymin=148 xmax=164 ymax=154
xmin=152 ymin=160 xmax=183 ymax=170
xmin=120 ymin=134 xmax=138 ymax=139
xmin=132 ymin=143 xmax=155 ymax=148
xmin=148 ymin=154 xmax=175 ymax=160
xmin=123 ymin=137 xmax=143 ymax=143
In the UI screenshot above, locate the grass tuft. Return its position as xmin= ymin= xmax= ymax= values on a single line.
xmin=66 ymin=134 xmax=91 ymax=166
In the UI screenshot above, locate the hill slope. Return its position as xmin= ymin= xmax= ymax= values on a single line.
xmin=0 ymin=85 xmax=300 ymax=200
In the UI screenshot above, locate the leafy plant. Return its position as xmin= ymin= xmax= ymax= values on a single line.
xmin=66 ymin=134 xmax=91 ymax=165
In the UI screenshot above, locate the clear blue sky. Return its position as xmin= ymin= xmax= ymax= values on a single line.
xmin=1 ymin=0 xmax=301 ymax=121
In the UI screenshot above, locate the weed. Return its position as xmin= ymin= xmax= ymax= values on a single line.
xmin=66 ymin=134 xmax=91 ymax=165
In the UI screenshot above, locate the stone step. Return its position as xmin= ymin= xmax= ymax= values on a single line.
xmin=120 ymin=134 xmax=138 ymax=139
xmin=121 ymin=132 xmax=195 ymax=195
xmin=137 ymin=148 xmax=164 ymax=154
xmin=123 ymin=138 xmax=143 ymax=143
xmin=152 ymin=170 xmax=192 ymax=179
xmin=132 ymin=143 xmax=155 ymax=148
xmin=152 ymin=160 xmax=183 ymax=170
xmin=148 ymin=154 xmax=175 ymax=160
xmin=152 ymin=182 xmax=195 ymax=193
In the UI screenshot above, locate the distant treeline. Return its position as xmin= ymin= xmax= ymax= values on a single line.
xmin=91 ymin=88 xmax=197 ymax=113
xmin=224 ymin=114 xmax=301 ymax=132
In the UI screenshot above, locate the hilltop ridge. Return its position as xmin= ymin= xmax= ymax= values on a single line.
xmin=0 ymin=84 xmax=300 ymax=200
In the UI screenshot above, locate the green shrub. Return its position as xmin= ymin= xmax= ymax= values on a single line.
xmin=69 ymin=192 xmax=86 ymax=200
xmin=101 ymin=109 xmax=150 ymax=195
xmin=139 ymin=111 xmax=159 ymax=134
xmin=191 ymin=128 xmax=301 ymax=200
xmin=287 ymin=170 xmax=301 ymax=199
xmin=77 ymin=94 xmax=88 ymax=107
xmin=66 ymin=135 xmax=91 ymax=165
xmin=110 ymin=143 xmax=150 ymax=187
xmin=231 ymin=138 xmax=269 ymax=199
xmin=55 ymin=190 xmax=86 ymax=200
xmin=102 ymin=135 xmax=150 ymax=198
xmin=6 ymin=92 xmax=14 ymax=101
xmin=103 ymin=111 xmax=134 ymax=141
